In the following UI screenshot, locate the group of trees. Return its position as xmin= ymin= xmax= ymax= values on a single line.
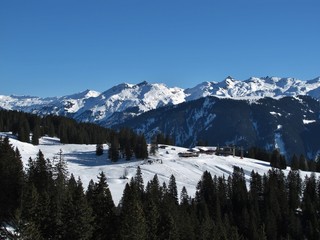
xmin=247 ymin=146 xmax=320 ymax=173
xmin=0 ymin=110 xmax=150 ymax=162
xmin=2 ymin=136 xmax=320 ymax=239
xmin=0 ymin=109 xmax=111 ymax=145
xmin=107 ymin=128 xmax=148 ymax=162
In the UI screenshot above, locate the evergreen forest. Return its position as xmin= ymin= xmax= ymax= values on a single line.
xmin=1 ymin=136 xmax=320 ymax=239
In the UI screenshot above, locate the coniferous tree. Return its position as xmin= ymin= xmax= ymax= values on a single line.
xmin=301 ymin=174 xmax=319 ymax=239
xmin=195 ymin=171 xmax=215 ymax=218
xmin=249 ymin=171 xmax=263 ymax=227
xmin=0 ymin=137 xmax=24 ymax=222
xmin=168 ymin=174 xmax=178 ymax=205
xmin=120 ymin=183 xmax=147 ymax=240
xmin=50 ymin=149 xmax=69 ymax=235
xmin=109 ymin=136 xmax=120 ymax=162
xmin=31 ymin=123 xmax=40 ymax=145
xmin=299 ymin=154 xmax=308 ymax=171
xmin=95 ymin=143 xmax=104 ymax=156
xmin=286 ymin=170 xmax=302 ymax=211
xmin=270 ymin=149 xmax=281 ymax=168
xmin=20 ymin=184 xmax=42 ymax=240
xmin=145 ymin=174 xmax=162 ymax=207
xmin=134 ymin=166 xmax=144 ymax=196
xmin=88 ymin=171 xmax=116 ymax=240
xmin=134 ymin=134 xmax=148 ymax=159
xmin=291 ymin=154 xmax=299 ymax=170
xmin=230 ymin=167 xmax=248 ymax=236
xmin=61 ymin=177 xmax=93 ymax=240
xmin=18 ymin=117 xmax=30 ymax=143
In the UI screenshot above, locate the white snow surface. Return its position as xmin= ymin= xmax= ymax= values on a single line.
xmin=2 ymin=133 xmax=319 ymax=205
xmin=1 ymin=77 xmax=320 ymax=125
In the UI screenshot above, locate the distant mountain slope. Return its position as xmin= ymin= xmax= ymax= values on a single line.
xmin=1 ymin=76 xmax=320 ymax=126
xmin=116 ymin=95 xmax=320 ymax=160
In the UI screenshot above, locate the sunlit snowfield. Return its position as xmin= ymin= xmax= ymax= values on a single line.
xmin=3 ymin=133 xmax=318 ymax=205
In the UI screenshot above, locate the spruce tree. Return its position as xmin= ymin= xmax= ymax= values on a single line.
xmin=0 ymin=137 xmax=24 ymax=222
xmin=168 ymin=174 xmax=178 ymax=205
xmin=291 ymin=154 xmax=299 ymax=170
xmin=61 ymin=177 xmax=93 ymax=240
xmin=109 ymin=136 xmax=119 ymax=162
xmin=88 ymin=172 xmax=116 ymax=240
xmin=119 ymin=183 xmax=147 ymax=240
xmin=31 ymin=122 xmax=41 ymax=145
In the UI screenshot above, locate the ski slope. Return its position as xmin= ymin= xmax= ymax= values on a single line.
xmin=2 ymin=133 xmax=317 ymax=205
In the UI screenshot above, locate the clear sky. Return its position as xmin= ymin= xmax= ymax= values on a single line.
xmin=1 ymin=0 xmax=319 ymax=97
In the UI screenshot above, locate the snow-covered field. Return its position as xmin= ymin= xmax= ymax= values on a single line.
xmin=1 ymin=133 xmax=317 ymax=205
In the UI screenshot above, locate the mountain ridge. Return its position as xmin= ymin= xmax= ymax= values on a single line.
xmin=1 ymin=76 xmax=320 ymax=127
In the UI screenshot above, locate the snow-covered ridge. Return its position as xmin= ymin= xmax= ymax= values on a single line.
xmin=185 ymin=76 xmax=320 ymax=100
xmin=4 ymin=132 xmax=319 ymax=205
xmin=1 ymin=76 xmax=320 ymax=125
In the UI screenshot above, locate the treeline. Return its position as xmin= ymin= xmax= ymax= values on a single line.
xmin=1 ymin=137 xmax=320 ymax=239
xmin=0 ymin=109 xmax=111 ymax=144
xmin=0 ymin=110 xmax=149 ymax=160
xmin=247 ymin=146 xmax=320 ymax=172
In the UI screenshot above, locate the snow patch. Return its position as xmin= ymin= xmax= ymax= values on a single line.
xmin=303 ymin=119 xmax=316 ymax=124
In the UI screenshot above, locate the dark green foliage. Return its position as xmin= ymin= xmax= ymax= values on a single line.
xmin=291 ymin=154 xmax=299 ymax=170
xmin=95 ymin=143 xmax=104 ymax=156
xmin=87 ymin=172 xmax=116 ymax=240
xmin=270 ymin=149 xmax=287 ymax=169
xmin=3 ymin=136 xmax=320 ymax=239
xmin=0 ymin=137 xmax=24 ymax=222
xmin=0 ymin=109 xmax=111 ymax=144
xmin=134 ymin=134 xmax=148 ymax=159
xmin=61 ymin=177 xmax=93 ymax=240
xmin=168 ymin=174 xmax=178 ymax=204
xmin=31 ymin=122 xmax=40 ymax=145
xmin=119 ymin=182 xmax=147 ymax=240
xmin=109 ymin=135 xmax=120 ymax=162
xmin=247 ymin=146 xmax=271 ymax=162
xmin=299 ymin=154 xmax=308 ymax=171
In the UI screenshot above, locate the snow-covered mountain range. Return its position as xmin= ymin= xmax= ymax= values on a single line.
xmin=1 ymin=76 xmax=320 ymax=126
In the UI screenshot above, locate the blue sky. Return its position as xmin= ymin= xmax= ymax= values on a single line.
xmin=1 ymin=0 xmax=319 ymax=97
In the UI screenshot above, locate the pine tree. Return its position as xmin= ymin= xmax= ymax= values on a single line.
xmin=88 ymin=172 xmax=116 ymax=240
xmin=31 ymin=122 xmax=41 ymax=145
xmin=96 ymin=143 xmax=104 ymax=156
xmin=61 ymin=177 xmax=93 ymax=240
xmin=134 ymin=134 xmax=148 ymax=159
xmin=109 ymin=136 xmax=119 ymax=162
xmin=0 ymin=137 xmax=24 ymax=222
xmin=20 ymin=183 xmax=42 ymax=239
xmin=144 ymin=198 xmax=160 ymax=240
xmin=168 ymin=174 xmax=178 ymax=205
xmin=249 ymin=171 xmax=262 ymax=225
xmin=119 ymin=183 xmax=147 ymax=240
xmin=18 ymin=117 xmax=30 ymax=143
xmin=291 ymin=154 xmax=299 ymax=170
xmin=299 ymin=154 xmax=308 ymax=171
xmin=286 ymin=170 xmax=302 ymax=211
xmin=145 ymin=174 xmax=162 ymax=207
xmin=301 ymin=174 xmax=319 ymax=239
xmin=134 ymin=166 xmax=144 ymax=196
xmin=270 ymin=149 xmax=281 ymax=168
xmin=230 ymin=167 xmax=248 ymax=236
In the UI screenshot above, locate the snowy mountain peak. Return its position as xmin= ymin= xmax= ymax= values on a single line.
xmin=1 ymin=76 xmax=320 ymax=126
xmin=63 ymin=89 xmax=101 ymax=100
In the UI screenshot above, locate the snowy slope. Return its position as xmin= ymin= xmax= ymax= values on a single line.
xmin=2 ymin=133 xmax=318 ymax=205
xmin=1 ymin=77 xmax=320 ymax=126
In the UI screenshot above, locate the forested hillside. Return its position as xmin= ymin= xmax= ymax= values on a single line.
xmin=1 ymin=136 xmax=320 ymax=239
xmin=0 ymin=110 xmax=149 ymax=161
